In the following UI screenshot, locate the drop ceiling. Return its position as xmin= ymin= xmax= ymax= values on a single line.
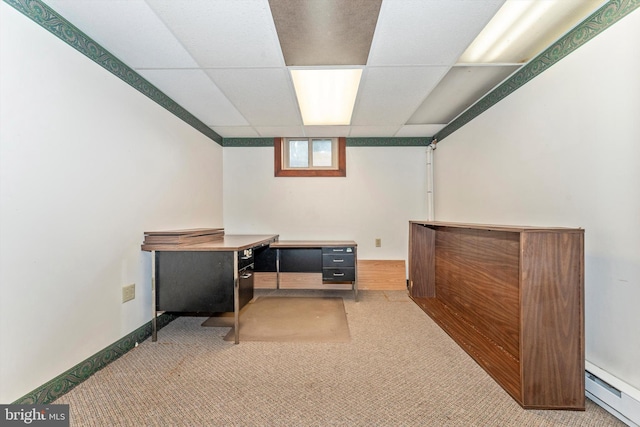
xmin=41 ymin=0 xmax=605 ymax=140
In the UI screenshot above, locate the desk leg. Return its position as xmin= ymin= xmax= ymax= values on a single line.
xmin=276 ymin=248 xmax=280 ymax=289
xmin=151 ymin=250 xmax=157 ymax=342
xmin=233 ymin=253 xmax=240 ymax=344
xmin=354 ymin=247 xmax=358 ymax=301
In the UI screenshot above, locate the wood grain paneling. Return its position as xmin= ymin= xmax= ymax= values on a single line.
xmin=254 ymin=272 xmax=277 ymax=289
xmin=409 ymin=223 xmax=435 ymax=297
xmin=520 ymin=232 xmax=585 ymax=409
xmin=254 ymin=272 xmax=353 ymax=290
xmin=408 ymin=221 xmax=584 ymax=410
xmin=413 ymin=297 xmax=521 ymax=401
xmin=358 ymin=260 xmax=406 ymax=290
xmin=435 ymin=228 xmax=520 ymax=358
xmin=257 ymin=261 xmax=405 ymax=291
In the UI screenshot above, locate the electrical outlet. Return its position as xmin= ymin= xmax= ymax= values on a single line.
xmin=375 ymin=238 xmax=381 ymax=247
xmin=122 ymin=284 xmax=135 ymax=303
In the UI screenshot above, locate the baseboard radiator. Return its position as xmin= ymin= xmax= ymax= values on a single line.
xmin=586 ymin=363 xmax=640 ymax=426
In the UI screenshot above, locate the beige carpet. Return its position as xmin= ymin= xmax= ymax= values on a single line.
xmin=210 ymin=296 xmax=351 ymax=343
xmin=54 ymin=290 xmax=624 ymax=426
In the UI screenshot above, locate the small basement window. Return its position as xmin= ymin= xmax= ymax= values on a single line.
xmin=274 ymin=137 xmax=346 ymax=177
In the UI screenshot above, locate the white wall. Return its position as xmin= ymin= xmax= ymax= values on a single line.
xmin=0 ymin=5 xmax=223 ymax=403
xmin=223 ymin=146 xmax=427 ymax=260
xmin=433 ymin=9 xmax=640 ymax=394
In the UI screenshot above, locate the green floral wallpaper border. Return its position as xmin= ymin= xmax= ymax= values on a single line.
xmin=346 ymin=137 xmax=430 ymax=147
xmin=4 ymin=0 xmax=638 ymax=408
xmin=434 ymin=0 xmax=640 ymax=142
xmin=223 ymin=137 xmax=432 ymax=147
xmin=223 ymin=138 xmax=275 ymax=147
xmin=5 ymin=0 xmax=638 ymax=147
xmin=4 ymin=0 xmax=223 ymax=144
xmin=12 ymin=314 xmax=177 ymax=405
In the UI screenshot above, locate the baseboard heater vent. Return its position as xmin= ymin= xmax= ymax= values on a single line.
xmin=586 ymin=370 xmax=640 ymax=426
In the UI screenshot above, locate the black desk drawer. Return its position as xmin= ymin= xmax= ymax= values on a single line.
xmin=322 ymin=254 xmax=355 ymax=268
xmin=322 ymin=268 xmax=355 ymax=282
xmin=322 ymin=246 xmax=355 ymax=255
xmin=238 ymin=248 xmax=254 ymax=270
xmin=280 ymin=248 xmax=322 ymax=272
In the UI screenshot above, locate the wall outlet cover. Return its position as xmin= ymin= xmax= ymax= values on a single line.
xmin=122 ymin=284 xmax=135 ymax=303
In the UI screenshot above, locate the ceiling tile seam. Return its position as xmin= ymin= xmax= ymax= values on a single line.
xmin=140 ymin=0 xmax=255 ymax=132
xmin=204 ymin=66 xmax=302 ymax=130
xmin=448 ymin=0 xmax=510 ymax=68
xmin=354 ymin=65 xmax=452 ymax=130
xmin=363 ymin=0 xmax=389 ymax=68
xmin=284 ymin=68 xmax=305 ymax=132
xmin=6 ymin=0 xmax=223 ymax=144
xmin=141 ymin=0 xmax=214 ymax=71
xmin=202 ymin=65 xmax=296 ymax=131
xmin=200 ymin=71 xmax=253 ymax=129
xmin=434 ymin=0 xmax=640 ymax=143
xmin=264 ymin=2 xmax=288 ymax=69
xmin=423 ymin=64 xmax=523 ymax=130
xmin=396 ymin=66 xmax=454 ymax=129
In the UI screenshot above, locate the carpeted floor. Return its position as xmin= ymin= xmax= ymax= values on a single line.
xmin=220 ymin=296 xmax=351 ymax=343
xmin=54 ymin=290 xmax=623 ymax=426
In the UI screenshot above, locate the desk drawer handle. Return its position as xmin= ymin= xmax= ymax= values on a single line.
xmin=240 ymin=273 xmax=253 ymax=279
xmin=332 ymin=249 xmax=345 ymax=252
xmin=333 ymin=273 xmax=345 ymax=277
xmin=241 ymin=256 xmax=252 ymax=260
xmin=332 ymin=259 xmax=344 ymax=263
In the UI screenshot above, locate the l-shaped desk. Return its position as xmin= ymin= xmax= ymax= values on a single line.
xmin=142 ymin=230 xmax=357 ymax=343
xmin=263 ymin=240 xmax=358 ymax=300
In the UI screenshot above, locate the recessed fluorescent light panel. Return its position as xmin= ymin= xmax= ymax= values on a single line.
xmin=290 ymin=69 xmax=362 ymax=125
xmin=459 ymin=0 xmax=606 ymax=64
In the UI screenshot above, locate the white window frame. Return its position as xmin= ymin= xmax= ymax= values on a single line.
xmin=282 ymin=138 xmax=339 ymax=170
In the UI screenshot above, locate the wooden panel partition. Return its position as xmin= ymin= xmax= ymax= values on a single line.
xmin=409 ymin=223 xmax=435 ymax=297
xmin=409 ymin=221 xmax=585 ymax=410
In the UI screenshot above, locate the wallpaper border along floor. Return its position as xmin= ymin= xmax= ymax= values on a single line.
xmin=12 ymin=314 xmax=177 ymax=405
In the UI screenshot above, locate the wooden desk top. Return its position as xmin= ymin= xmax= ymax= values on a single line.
xmin=270 ymin=240 xmax=357 ymax=248
xmin=410 ymin=221 xmax=583 ymax=233
xmin=141 ymin=234 xmax=279 ymax=252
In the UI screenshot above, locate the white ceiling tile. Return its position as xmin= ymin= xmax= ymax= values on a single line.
xmin=396 ymin=125 xmax=446 ymax=137
xmin=351 ymin=66 xmax=449 ymax=126
xmin=368 ymin=0 xmax=505 ymax=66
xmin=138 ymin=69 xmax=248 ymax=126
xmin=206 ymin=68 xmax=301 ymax=127
xmin=45 ymin=0 xmax=198 ymax=68
xmin=408 ymin=65 xmax=520 ymax=124
xmin=212 ymin=127 xmax=260 ymax=138
xmin=303 ymin=126 xmax=351 ymax=138
xmin=39 ymin=0 xmax=595 ymax=139
xmin=256 ymin=127 xmax=305 ymax=137
xmin=145 ymin=0 xmax=284 ymax=68
xmin=349 ymin=126 xmax=402 ymax=137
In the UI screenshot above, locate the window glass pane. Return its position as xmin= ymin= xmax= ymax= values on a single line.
xmin=289 ymin=140 xmax=308 ymax=168
xmin=312 ymin=139 xmax=332 ymax=167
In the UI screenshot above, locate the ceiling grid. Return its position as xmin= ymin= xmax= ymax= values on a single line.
xmin=7 ymin=0 xmax=620 ymax=144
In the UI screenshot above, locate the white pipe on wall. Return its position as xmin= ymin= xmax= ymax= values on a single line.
xmin=426 ymin=141 xmax=436 ymax=221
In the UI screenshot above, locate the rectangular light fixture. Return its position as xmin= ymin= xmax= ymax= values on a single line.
xmin=459 ymin=0 xmax=605 ymax=64
xmin=290 ymin=68 xmax=362 ymax=125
